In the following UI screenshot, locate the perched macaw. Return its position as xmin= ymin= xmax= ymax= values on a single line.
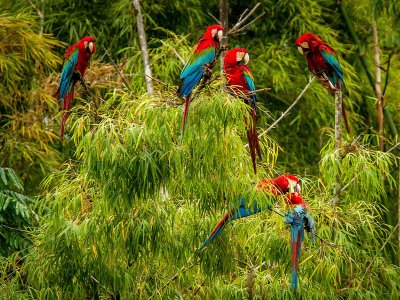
xmin=296 ymin=33 xmax=350 ymax=133
xmin=54 ymin=36 xmax=96 ymax=141
xmin=178 ymin=24 xmax=224 ymax=143
xmin=196 ymin=174 xmax=301 ymax=253
xmin=283 ymin=192 xmax=315 ymax=290
xmin=224 ymin=48 xmax=261 ymax=174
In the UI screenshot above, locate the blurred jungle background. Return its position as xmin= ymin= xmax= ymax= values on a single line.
xmin=1 ymin=0 xmax=400 ymax=298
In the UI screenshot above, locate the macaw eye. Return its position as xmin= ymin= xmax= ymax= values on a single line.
xmin=244 ymin=53 xmax=249 ymax=65
xmin=301 ymin=42 xmax=309 ymax=49
xmin=236 ymin=52 xmax=244 ymax=62
xmin=297 ymin=46 xmax=304 ymax=55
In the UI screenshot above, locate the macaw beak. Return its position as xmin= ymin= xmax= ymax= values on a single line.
xmin=88 ymin=42 xmax=95 ymax=53
xmin=297 ymin=45 xmax=304 ymax=55
xmin=294 ymin=183 xmax=301 ymax=193
xmin=218 ymin=30 xmax=223 ymax=42
xmin=244 ymin=53 xmax=249 ymax=65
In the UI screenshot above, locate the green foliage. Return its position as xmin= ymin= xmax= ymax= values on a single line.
xmin=0 ymin=0 xmax=400 ymax=299
xmin=0 ymin=167 xmax=37 ymax=257
xmin=0 ymin=13 xmax=62 ymax=191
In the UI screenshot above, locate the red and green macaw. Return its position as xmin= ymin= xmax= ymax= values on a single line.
xmin=178 ymin=24 xmax=224 ymax=143
xmin=224 ymin=48 xmax=261 ymax=174
xmin=196 ymin=174 xmax=301 ymax=253
xmin=296 ymin=33 xmax=350 ymax=133
xmin=54 ymin=36 xmax=96 ymax=141
xmin=283 ymin=194 xmax=315 ymax=290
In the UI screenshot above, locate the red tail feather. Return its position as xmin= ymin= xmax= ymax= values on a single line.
xmin=60 ymin=86 xmax=74 ymax=142
xmin=180 ymin=97 xmax=190 ymax=144
xmin=246 ymin=107 xmax=261 ymax=174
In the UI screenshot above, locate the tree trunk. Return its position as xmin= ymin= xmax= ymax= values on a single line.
xmin=219 ymin=0 xmax=228 ymax=77
xmin=339 ymin=2 xmax=398 ymax=139
xmin=333 ymin=91 xmax=343 ymax=205
xmin=132 ymin=0 xmax=153 ymax=95
xmin=372 ymin=19 xmax=384 ymax=151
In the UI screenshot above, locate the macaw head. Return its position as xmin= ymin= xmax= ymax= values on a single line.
xmin=272 ymin=174 xmax=301 ymax=194
xmin=78 ymin=36 xmax=96 ymax=55
xmin=295 ymin=33 xmax=322 ymax=55
xmin=204 ymin=24 xmax=224 ymax=43
xmin=223 ymin=48 xmax=250 ymax=70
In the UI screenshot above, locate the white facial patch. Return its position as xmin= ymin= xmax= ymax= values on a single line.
xmin=236 ymin=52 xmax=244 ymax=62
xmin=288 ymin=179 xmax=298 ymax=193
xmin=211 ymin=29 xmax=217 ymax=38
xmin=84 ymin=41 xmax=88 ymax=48
xmin=244 ymin=53 xmax=249 ymax=65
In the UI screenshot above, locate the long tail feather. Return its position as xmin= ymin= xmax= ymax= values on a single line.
xmin=196 ymin=198 xmax=262 ymax=253
xmin=180 ymin=97 xmax=190 ymax=144
xmin=60 ymin=86 xmax=74 ymax=142
xmin=246 ymin=106 xmax=261 ymax=174
xmin=291 ymin=228 xmax=302 ymax=290
xmin=196 ymin=212 xmax=232 ymax=253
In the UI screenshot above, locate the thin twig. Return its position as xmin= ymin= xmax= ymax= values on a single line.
xmin=231 ymin=12 xmax=266 ymax=34
xmin=144 ymin=73 xmax=168 ymax=86
xmin=246 ymin=87 xmax=271 ymax=95
xmin=230 ymin=3 xmax=261 ymax=33
xmin=258 ymin=76 xmax=315 ymax=139
xmin=172 ymin=48 xmax=186 ymax=66
xmin=207 ymin=12 xmax=221 ymax=24
xmin=102 ymin=46 xmax=131 ymax=90
xmin=356 ymin=221 xmax=399 ymax=291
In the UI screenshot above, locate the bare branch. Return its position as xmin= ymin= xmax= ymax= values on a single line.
xmin=230 ymin=2 xmax=261 ymax=32
xmin=144 ymin=73 xmax=168 ymax=86
xmin=258 ymin=76 xmax=315 ymax=139
xmin=28 ymin=0 xmax=44 ymax=35
xmin=102 ymin=46 xmax=131 ymax=90
xmin=207 ymin=12 xmax=221 ymax=24
xmin=237 ymin=8 xmax=249 ymax=23
xmin=172 ymin=48 xmax=186 ymax=66
xmin=230 ymin=12 xmax=266 ymax=35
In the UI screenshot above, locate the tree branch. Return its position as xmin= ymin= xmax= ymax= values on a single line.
xmin=102 ymin=46 xmax=131 ymax=90
xmin=258 ymin=76 xmax=315 ymax=139
xmin=229 ymin=2 xmax=261 ymax=33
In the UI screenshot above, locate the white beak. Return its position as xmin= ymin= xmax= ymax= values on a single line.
xmin=297 ymin=46 xmax=304 ymax=55
xmin=89 ymin=42 xmax=94 ymax=53
xmin=244 ymin=53 xmax=249 ymax=65
xmin=218 ymin=30 xmax=223 ymax=42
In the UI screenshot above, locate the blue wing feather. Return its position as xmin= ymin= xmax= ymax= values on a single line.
xmin=179 ymin=48 xmax=215 ymax=98
xmin=59 ymin=49 xmax=79 ymax=102
xmin=243 ymin=72 xmax=257 ymax=104
xmin=320 ymin=50 xmax=344 ymax=86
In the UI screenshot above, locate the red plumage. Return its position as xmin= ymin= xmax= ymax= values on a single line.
xmin=296 ymin=33 xmax=350 ymax=133
xmin=55 ymin=36 xmax=96 ymax=141
xmin=224 ymin=48 xmax=261 ymax=174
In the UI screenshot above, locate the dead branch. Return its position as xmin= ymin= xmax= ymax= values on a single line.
xmin=229 ymin=2 xmax=261 ymax=34
xmin=208 ymin=12 xmax=221 ymax=24
xmin=258 ymin=76 xmax=315 ymax=139
xmin=232 ymin=12 xmax=266 ymax=34
xmin=102 ymin=46 xmax=131 ymax=90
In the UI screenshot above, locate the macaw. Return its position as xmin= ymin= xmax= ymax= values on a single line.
xmin=296 ymin=33 xmax=350 ymax=133
xmin=224 ymin=48 xmax=261 ymax=174
xmin=178 ymin=24 xmax=224 ymax=143
xmin=283 ymin=192 xmax=315 ymax=290
xmin=196 ymin=174 xmax=301 ymax=253
xmin=54 ymin=36 xmax=96 ymax=141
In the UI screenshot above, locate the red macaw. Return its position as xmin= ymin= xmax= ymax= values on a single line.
xmin=196 ymin=174 xmax=301 ymax=253
xmin=224 ymin=48 xmax=261 ymax=174
xmin=54 ymin=36 xmax=96 ymax=141
xmin=283 ymin=192 xmax=315 ymax=290
xmin=296 ymin=33 xmax=350 ymax=133
xmin=178 ymin=24 xmax=224 ymax=143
